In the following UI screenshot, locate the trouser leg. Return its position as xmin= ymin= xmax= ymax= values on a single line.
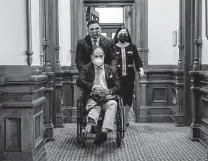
xmin=86 ymin=98 xmax=101 ymax=124
xmin=124 ymin=104 xmax=131 ymax=126
xmin=102 ymin=100 xmax=117 ymax=131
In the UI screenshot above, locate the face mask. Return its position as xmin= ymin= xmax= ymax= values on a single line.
xmin=90 ymin=32 xmax=100 ymax=39
xmin=93 ymin=58 xmax=104 ymax=67
xmin=118 ymin=34 xmax=128 ymax=43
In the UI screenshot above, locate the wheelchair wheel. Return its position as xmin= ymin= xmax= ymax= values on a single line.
xmin=116 ymin=97 xmax=125 ymax=146
xmin=77 ymin=98 xmax=82 ymax=144
xmin=116 ymin=104 xmax=124 ymax=146
xmin=121 ymin=104 xmax=125 ymax=139
xmin=77 ymin=97 xmax=86 ymax=144
xmin=118 ymin=97 xmax=125 ymax=139
xmin=116 ymin=108 xmax=122 ymax=146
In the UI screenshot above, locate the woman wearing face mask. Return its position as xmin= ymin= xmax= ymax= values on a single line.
xmin=113 ymin=26 xmax=144 ymax=128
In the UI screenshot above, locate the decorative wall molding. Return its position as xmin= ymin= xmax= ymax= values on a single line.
xmin=190 ymin=71 xmax=208 ymax=146
xmin=5 ymin=118 xmax=22 ymax=151
xmin=0 ymin=68 xmax=47 ymax=161
xmin=134 ymin=65 xmax=184 ymax=125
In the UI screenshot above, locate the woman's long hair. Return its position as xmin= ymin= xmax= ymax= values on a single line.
xmin=113 ymin=26 xmax=132 ymax=44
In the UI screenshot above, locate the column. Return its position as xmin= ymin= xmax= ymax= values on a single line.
xmin=190 ymin=72 xmax=201 ymax=140
xmin=124 ymin=6 xmax=133 ymax=34
xmin=48 ymin=0 xmax=63 ymax=127
xmin=70 ymin=0 xmax=86 ymax=69
xmin=54 ymin=0 xmax=64 ymax=127
xmin=43 ymin=72 xmax=54 ymax=141
xmin=127 ymin=6 xmax=133 ymax=35
xmin=124 ymin=6 xmax=129 ymax=28
xmin=133 ymin=0 xmax=149 ymax=122
xmin=174 ymin=0 xmax=185 ymax=126
xmin=177 ymin=0 xmax=184 ymax=69
xmin=183 ymin=0 xmax=192 ymax=125
xmin=193 ymin=0 xmax=202 ymax=71
xmin=25 ymin=0 xmax=34 ymax=65
xmin=190 ymin=0 xmax=202 ymax=140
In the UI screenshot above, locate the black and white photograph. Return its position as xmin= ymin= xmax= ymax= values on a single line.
xmin=0 ymin=0 xmax=208 ymax=161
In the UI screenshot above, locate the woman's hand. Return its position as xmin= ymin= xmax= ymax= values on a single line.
xmin=139 ymin=67 xmax=144 ymax=77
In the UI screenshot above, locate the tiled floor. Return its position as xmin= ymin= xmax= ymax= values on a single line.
xmin=45 ymin=111 xmax=207 ymax=161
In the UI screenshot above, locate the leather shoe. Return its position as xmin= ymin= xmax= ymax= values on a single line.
xmin=94 ymin=132 xmax=107 ymax=146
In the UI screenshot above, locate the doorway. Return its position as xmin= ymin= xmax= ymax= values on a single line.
xmin=86 ymin=7 xmax=124 ymax=39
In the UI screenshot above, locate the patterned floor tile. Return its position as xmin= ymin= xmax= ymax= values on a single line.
xmin=45 ymin=110 xmax=207 ymax=161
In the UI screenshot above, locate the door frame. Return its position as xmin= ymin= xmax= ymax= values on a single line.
xmin=83 ymin=0 xmax=135 ymax=6
xmin=100 ymin=23 xmax=123 ymax=38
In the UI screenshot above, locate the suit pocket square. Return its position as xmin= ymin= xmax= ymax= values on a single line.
xmin=109 ymin=75 xmax=113 ymax=78
xmin=116 ymin=52 xmax=120 ymax=55
xmin=127 ymin=51 xmax=133 ymax=54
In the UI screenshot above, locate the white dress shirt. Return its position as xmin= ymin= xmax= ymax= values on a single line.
xmin=91 ymin=36 xmax=100 ymax=46
xmin=94 ymin=65 xmax=108 ymax=91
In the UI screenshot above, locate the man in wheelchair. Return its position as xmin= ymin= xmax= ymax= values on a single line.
xmin=76 ymin=46 xmax=120 ymax=146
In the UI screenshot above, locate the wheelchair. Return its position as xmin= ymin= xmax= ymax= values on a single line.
xmin=77 ymin=94 xmax=125 ymax=148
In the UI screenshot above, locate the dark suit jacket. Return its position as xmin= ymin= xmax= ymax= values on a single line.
xmin=75 ymin=35 xmax=117 ymax=71
xmin=76 ymin=63 xmax=120 ymax=96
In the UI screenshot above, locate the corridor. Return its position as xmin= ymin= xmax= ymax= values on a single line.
xmin=45 ymin=111 xmax=207 ymax=161
xmin=1 ymin=0 xmax=208 ymax=161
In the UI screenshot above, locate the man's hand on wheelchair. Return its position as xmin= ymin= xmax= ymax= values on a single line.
xmin=139 ymin=67 xmax=144 ymax=77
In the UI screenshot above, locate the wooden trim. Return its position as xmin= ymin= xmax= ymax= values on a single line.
xmin=193 ymin=0 xmax=202 ymax=70
xmin=133 ymin=0 xmax=148 ymax=122
xmin=83 ymin=0 xmax=134 ymax=6
xmin=43 ymin=0 xmax=51 ymax=71
xmin=2 ymin=97 xmax=46 ymax=108
xmin=205 ymin=0 xmax=208 ymax=39
xmin=183 ymin=0 xmax=192 ymax=125
xmin=26 ymin=0 xmax=34 ymax=65
xmin=70 ymin=0 xmax=76 ymax=68
xmin=178 ymin=0 xmax=183 ymax=68
xmin=55 ymin=0 xmax=60 ymax=70
xmin=134 ymin=0 xmax=148 ymax=68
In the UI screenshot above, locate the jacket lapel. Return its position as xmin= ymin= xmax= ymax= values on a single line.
xmin=99 ymin=35 xmax=106 ymax=47
xmin=89 ymin=63 xmax=95 ymax=83
xmin=85 ymin=35 xmax=93 ymax=49
xmin=104 ymin=64 xmax=111 ymax=82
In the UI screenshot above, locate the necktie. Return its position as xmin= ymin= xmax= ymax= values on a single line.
xmin=94 ymin=67 xmax=101 ymax=85
xmin=93 ymin=39 xmax=98 ymax=47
